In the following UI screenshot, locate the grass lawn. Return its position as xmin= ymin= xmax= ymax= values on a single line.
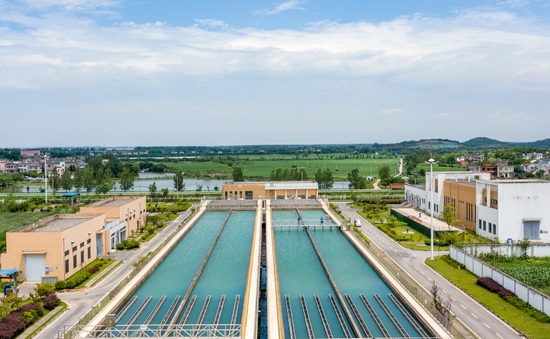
xmin=163 ymin=156 xmax=399 ymax=180
xmin=70 ymin=258 xmax=116 ymax=288
xmin=0 ymin=212 xmax=55 ymax=233
xmin=426 ymin=256 xmax=550 ymax=339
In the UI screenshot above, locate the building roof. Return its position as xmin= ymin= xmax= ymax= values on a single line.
xmin=89 ymin=196 xmax=142 ymax=208
xmin=445 ymin=179 xmax=476 ymax=186
xmin=62 ymin=192 xmax=81 ymax=197
xmin=15 ymin=214 xmax=103 ymax=233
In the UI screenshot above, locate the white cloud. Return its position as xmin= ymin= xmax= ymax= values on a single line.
xmin=253 ymin=0 xmax=305 ymax=15
xmin=194 ymin=19 xmax=229 ymax=30
xmin=0 ymin=7 xmax=549 ymax=92
xmin=20 ymin=0 xmax=118 ymax=10
xmin=380 ymin=108 xmax=402 ymax=114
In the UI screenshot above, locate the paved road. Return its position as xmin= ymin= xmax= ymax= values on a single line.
xmin=336 ymin=202 xmax=524 ymax=339
xmin=38 ymin=208 xmax=194 ymax=339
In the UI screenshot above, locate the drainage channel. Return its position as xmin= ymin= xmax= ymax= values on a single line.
xmin=360 ymin=293 xmax=391 ymax=338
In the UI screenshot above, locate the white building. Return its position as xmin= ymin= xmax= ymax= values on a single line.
xmin=476 ymin=179 xmax=550 ymax=242
xmin=405 ymin=171 xmax=491 ymax=218
xmin=406 ymin=173 xmax=550 ymax=243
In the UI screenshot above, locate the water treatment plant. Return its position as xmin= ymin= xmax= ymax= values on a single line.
xmin=59 ymin=196 xmax=450 ymax=339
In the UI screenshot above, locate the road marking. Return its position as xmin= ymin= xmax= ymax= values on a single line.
xmin=451 ymin=296 xmax=456 ymax=301
xmin=414 ymin=266 xmax=418 ymax=270
xmin=393 ymin=249 xmax=397 ymax=253
xmin=471 ymin=313 xmax=478 ymax=319
xmin=496 ymin=333 xmax=503 ymax=339
xmin=484 ymin=323 xmax=490 ymax=329
xmin=427 ymin=277 xmax=432 ymax=281
xmin=460 ymin=304 xmax=466 ymax=310
xmin=420 ymin=272 xmax=425 ymax=276
xmin=408 ymin=262 xmax=412 ymax=265
xmin=442 ymin=289 xmax=447 ymax=294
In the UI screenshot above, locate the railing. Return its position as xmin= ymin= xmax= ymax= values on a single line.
xmin=59 ymin=207 xmax=200 ymax=339
xmin=60 ymin=324 xmax=241 ymax=338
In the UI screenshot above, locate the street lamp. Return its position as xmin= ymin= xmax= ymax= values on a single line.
xmin=428 ymin=158 xmax=435 ymax=260
xmin=44 ymin=154 xmax=48 ymax=204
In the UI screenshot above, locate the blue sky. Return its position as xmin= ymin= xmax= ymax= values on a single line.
xmin=1 ymin=0 xmax=550 ymax=147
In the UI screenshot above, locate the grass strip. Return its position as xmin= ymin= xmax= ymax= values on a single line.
xmin=426 ymin=256 xmax=550 ymax=339
xmin=90 ymin=260 xmax=123 ymax=287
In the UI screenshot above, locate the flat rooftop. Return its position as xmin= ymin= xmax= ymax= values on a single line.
xmin=91 ymin=196 xmax=142 ymax=208
xmin=18 ymin=214 xmax=102 ymax=233
xmin=445 ymin=179 xmax=476 ymax=186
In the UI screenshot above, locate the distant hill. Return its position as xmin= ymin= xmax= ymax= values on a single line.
xmin=463 ymin=137 xmax=509 ymax=148
xmin=528 ymin=138 xmax=550 ymax=148
xmin=384 ymin=139 xmax=463 ymax=150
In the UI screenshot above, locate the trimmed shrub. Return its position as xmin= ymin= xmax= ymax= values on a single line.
xmin=504 ymin=296 xmax=550 ymax=323
xmin=43 ymin=293 xmax=60 ymax=310
xmin=65 ymin=280 xmax=76 ymax=289
xmin=0 ymin=315 xmax=25 ymax=339
xmin=476 ymin=277 xmax=505 ymax=294
xmin=54 ymin=280 xmax=66 ymax=290
xmin=87 ymin=264 xmax=100 ymax=275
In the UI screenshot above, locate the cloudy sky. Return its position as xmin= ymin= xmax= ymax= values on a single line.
xmin=1 ymin=0 xmax=549 ymax=147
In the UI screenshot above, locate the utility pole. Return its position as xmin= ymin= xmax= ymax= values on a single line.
xmin=44 ymin=154 xmax=48 ymax=204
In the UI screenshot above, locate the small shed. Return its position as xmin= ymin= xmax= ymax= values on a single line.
xmin=62 ymin=192 xmax=81 ymax=205
xmin=390 ymin=183 xmax=405 ymax=190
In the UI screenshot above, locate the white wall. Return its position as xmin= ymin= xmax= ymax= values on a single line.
xmin=497 ymin=182 xmax=550 ymax=242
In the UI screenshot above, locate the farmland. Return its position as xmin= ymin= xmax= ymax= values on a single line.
xmin=164 ymin=155 xmax=401 ymax=180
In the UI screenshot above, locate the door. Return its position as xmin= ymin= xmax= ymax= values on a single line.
xmin=25 ymin=254 xmax=45 ymax=282
xmin=523 ymin=221 xmax=540 ymax=240
xmin=96 ymin=234 xmax=103 ymax=256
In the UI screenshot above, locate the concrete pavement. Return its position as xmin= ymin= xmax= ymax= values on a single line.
xmin=336 ymin=202 xmax=524 ymax=339
xmin=37 ymin=207 xmax=195 ymax=339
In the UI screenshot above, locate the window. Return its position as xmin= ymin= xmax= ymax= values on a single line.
xmin=479 ymin=220 xmax=482 ymax=229
xmin=65 ymin=259 xmax=69 ymax=273
xmin=428 ymin=202 xmax=431 ymax=210
xmin=483 ymin=221 xmax=486 ymax=231
xmin=488 ymin=223 xmax=492 ymax=233
xmin=73 ymin=255 xmax=77 ymax=268
xmin=80 ymin=242 xmax=84 ymax=248
xmin=493 ymin=224 xmax=497 ymax=235
xmin=64 ymin=250 xmax=69 ymax=256
xmin=72 ymin=246 xmax=77 ymax=252
xmin=88 ymin=247 xmax=91 ymax=259
xmin=87 ymin=239 xmax=91 ymax=244
xmin=81 ymin=250 xmax=84 ymax=264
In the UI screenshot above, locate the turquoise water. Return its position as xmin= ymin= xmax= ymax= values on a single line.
xmin=119 ymin=211 xmax=255 ymax=324
xmin=275 ymin=209 xmax=426 ymax=339
xmin=273 ymin=210 xmax=349 ymax=339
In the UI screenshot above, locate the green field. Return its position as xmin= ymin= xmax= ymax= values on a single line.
xmin=426 ymin=256 xmax=550 ymax=339
xmin=165 ymin=155 xmax=400 ymax=180
xmin=0 ymin=212 xmax=55 ymax=233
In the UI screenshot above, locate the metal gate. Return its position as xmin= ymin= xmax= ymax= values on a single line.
xmin=25 ymin=254 xmax=45 ymax=282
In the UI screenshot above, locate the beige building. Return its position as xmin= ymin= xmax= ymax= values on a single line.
xmin=222 ymin=181 xmax=319 ymax=200
xmin=443 ymin=180 xmax=477 ymax=231
xmin=1 ymin=196 xmax=147 ymax=282
xmin=1 ymin=214 xmax=106 ymax=282
xmin=80 ymin=196 xmax=147 ymax=234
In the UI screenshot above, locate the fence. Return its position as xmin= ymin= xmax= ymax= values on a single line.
xmin=59 ymin=208 xmax=200 ymax=339
xmin=450 ymin=246 xmax=550 ymax=317
xmin=460 ymin=244 xmax=550 ymax=258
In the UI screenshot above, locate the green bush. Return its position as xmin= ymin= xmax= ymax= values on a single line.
xmin=54 ymin=280 xmax=66 ymax=290
xmin=505 ymin=296 xmax=550 ymax=323
xmin=65 ymin=280 xmax=76 ymax=289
